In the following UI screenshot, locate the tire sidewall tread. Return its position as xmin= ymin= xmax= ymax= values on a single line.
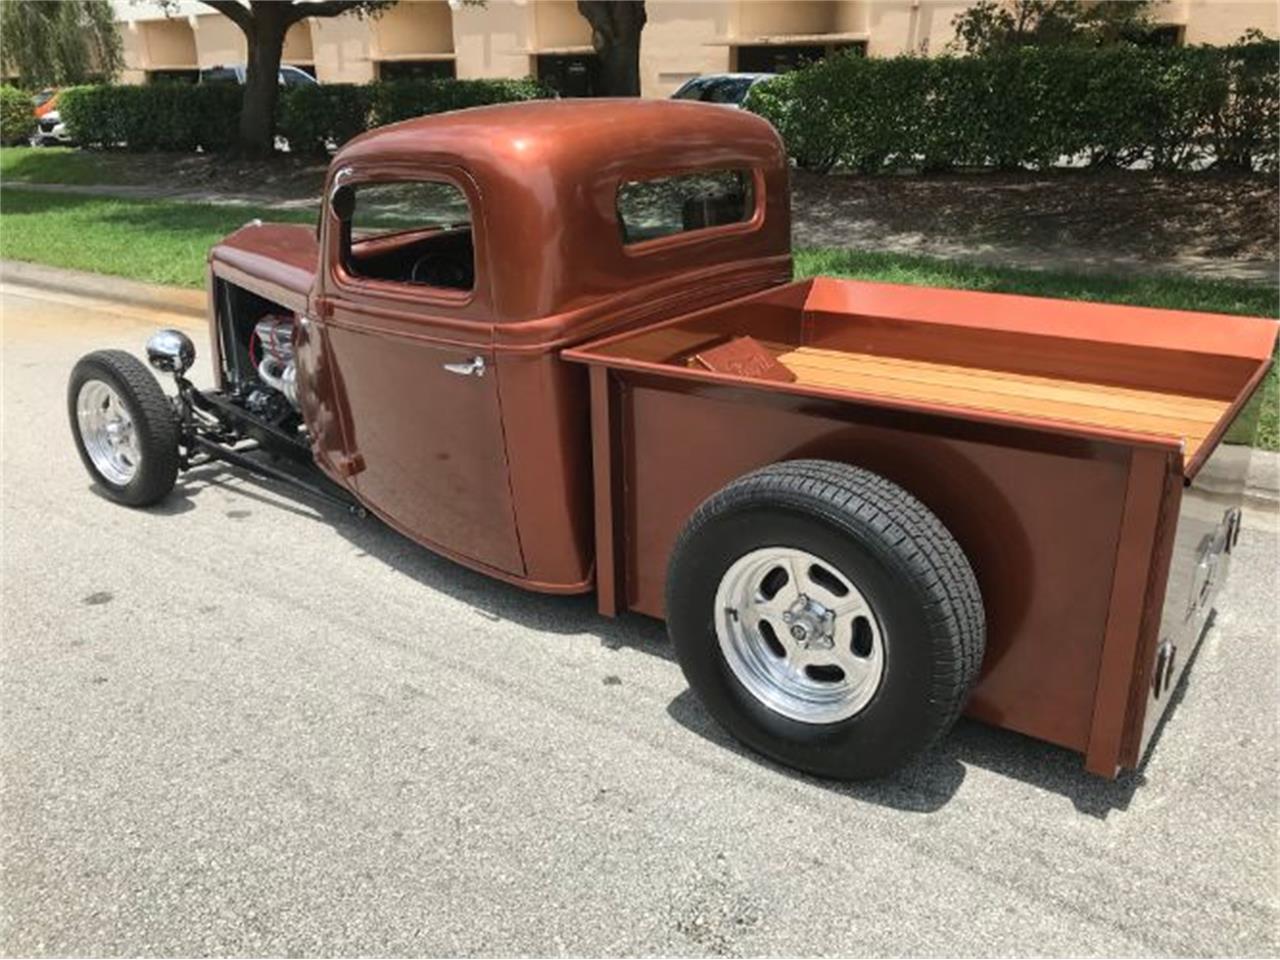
xmin=68 ymin=350 xmax=179 ymax=507
xmin=666 ymin=459 xmax=986 ymax=780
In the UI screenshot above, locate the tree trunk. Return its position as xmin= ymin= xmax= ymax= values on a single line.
xmin=578 ymin=0 xmax=646 ymax=97
xmin=597 ymin=28 xmax=642 ymax=97
xmin=237 ymin=9 xmax=287 ymax=157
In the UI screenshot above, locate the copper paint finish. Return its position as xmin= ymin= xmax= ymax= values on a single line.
xmin=566 ymin=278 xmax=1275 ymax=772
xmin=203 ymin=98 xmax=1278 ymax=776
xmin=208 ymin=100 xmax=791 ymax=591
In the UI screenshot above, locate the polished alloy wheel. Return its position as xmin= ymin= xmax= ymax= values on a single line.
xmin=714 ymin=546 xmax=886 ymax=723
xmin=76 ymin=379 xmax=141 ymax=486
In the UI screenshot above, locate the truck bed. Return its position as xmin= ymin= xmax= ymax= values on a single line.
xmin=570 ymin=276 xmax=1273 ymax=476
xmin=564 ymin=276 xmax=1275 ymax=776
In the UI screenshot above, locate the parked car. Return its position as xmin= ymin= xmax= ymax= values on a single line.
xmin=32 ymin=88 xmax=71 ymax=146
xmin=66 ymin=100 xmax=1276 ymax=782
xmin=671 ymin=72 xmax=772 ymax=107
xmin=199 ymin=64 xmax=318 ymax=87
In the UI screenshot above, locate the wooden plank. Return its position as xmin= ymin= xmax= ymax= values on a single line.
xmin=781 ymin=362 xmax=1212 ymax=454
xmin=778 ymin=347 xmax=1227 ymax=422
xmin=764 ymin=345 xmax=1228 ymax=460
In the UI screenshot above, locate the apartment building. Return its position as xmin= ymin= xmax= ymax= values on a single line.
xmin=112 ymin=0 xmax=1279 ymax=98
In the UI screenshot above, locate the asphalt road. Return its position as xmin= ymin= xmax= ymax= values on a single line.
xmin=2 ymin=280 xmax=1277 ymax=957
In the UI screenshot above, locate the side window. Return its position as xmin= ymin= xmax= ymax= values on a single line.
xmin=342 ymin=180 xmax=475 ymax=291
xmin=616 ymin=169 xmax=755 ymax=245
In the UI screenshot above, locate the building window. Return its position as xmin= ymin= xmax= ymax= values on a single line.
xmin=377 ymin=59 xmax=457 ymax=81
xmin=536 ymin=54 xmax=600 ymax=98
xmin=146 ymin=69 xmax=199 ymax=85
xmin=616 ymin=170 xmax=755 ymax=245
xmin=733 ymin=42 xmax=865 ymax=74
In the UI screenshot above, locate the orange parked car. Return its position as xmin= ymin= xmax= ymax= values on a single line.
xmin=66 ymin=100 xmax=1276 ymax=781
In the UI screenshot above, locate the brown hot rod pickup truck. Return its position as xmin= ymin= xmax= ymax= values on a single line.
xmin=68 ymin=101 xmax=1276 ymax=781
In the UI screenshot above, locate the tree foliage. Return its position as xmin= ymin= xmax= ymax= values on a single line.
xmin=0 ymin=0 xmax=123 ymax=89
xmin=950 ymin=1 xmax=1159 ymax=54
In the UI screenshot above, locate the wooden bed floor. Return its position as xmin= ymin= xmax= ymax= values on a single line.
xmin=770 ymin=344 xmax=1229 ymax=458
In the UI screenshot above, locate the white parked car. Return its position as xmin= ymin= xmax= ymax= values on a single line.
xmin=199 ymin=64 xmax=318 ymax=87
xmin=33 ymin=88 xmax=71 ymax=146
xmin=671 ymin=73 xmax=773 ymax=108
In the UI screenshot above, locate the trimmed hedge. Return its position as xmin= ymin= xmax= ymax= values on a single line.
xmin=279 ymin=77 xmax=548 ymax=154
xmin=0 ymin=86 xmax=35 ymax=145
xmin=59 ymin=77 xmax=549 ymax=154
xmin=60 ymin=83 xmax=241 ymax=151
xmin=746 ymin=42 xmax=1279 ymax=174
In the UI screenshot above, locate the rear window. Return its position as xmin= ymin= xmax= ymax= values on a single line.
xmin=616 ymin=169 xmax=755 ymax=245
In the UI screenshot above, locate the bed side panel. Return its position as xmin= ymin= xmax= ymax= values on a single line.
xmin=1121 ymin=386 xmax=1264 ymax=769
xmin=616 ymin=373 xmax=1133 ymax=753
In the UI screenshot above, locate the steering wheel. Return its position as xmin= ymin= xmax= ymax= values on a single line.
xmin=410 ymin=253 xmax=470 ymax=289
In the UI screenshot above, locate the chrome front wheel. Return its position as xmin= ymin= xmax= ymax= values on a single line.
xmin=68 ymin=350 xmax=179 ymax=506
xmin=76 ymin=380 xmax=142 ymax=486
xmin=714 ymin=546 xmax=885 ymax=724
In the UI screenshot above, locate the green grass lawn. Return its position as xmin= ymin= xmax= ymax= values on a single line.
xmin=0 ymin=187 xmax=315 ymax=286
xmin=2 ymin=186 xmax=1275 ymax=448
xmin=796 ymin=248 xmax=1279 ymax=319
xmin=0 ymin=147 xmax=141 ymax=186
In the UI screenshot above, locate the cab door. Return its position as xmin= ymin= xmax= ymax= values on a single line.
xmin=316 ymin=169 xmax=524 ymax=577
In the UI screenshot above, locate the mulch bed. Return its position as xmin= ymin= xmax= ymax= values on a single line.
xmin=791 ymin=168 xmax=1278 ymax=261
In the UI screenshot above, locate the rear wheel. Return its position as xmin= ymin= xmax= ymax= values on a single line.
xmin=666 ymin=459 xmax=985 ymax=780
xmin=68 ymin=350 xmax=179 ymax=507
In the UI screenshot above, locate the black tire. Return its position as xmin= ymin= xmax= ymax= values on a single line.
xmin=68 ymin=350 xmax=179 ymax=507
xmin=666 ymin=459 xmax=985 ymax=780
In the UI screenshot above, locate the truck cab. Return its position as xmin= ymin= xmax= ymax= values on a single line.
xmin=211 ymin=99 xmax=791 ymax=591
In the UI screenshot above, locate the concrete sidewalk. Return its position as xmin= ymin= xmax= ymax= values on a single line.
xmin=3 ymin=256 xmax=1277 ymax=506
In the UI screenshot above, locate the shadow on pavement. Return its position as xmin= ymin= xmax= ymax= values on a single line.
xmin=155 ymin=463 xmax=1155 ymax=819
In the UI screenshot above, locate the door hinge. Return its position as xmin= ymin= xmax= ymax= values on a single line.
xmin=336 ymin=452 xmax=366 ymax=478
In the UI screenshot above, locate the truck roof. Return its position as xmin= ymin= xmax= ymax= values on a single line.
xmin=330 ymin=99 xmax=792 ymax=326
xmin=334 ymin=98 xmax=784 ymax=184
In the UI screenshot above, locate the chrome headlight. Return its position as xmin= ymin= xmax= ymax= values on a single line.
xmin=145 ymin=328 xmax=195 ymax=375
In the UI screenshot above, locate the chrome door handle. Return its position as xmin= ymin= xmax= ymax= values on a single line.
xmin=443 ymin=355 xmax=485 ymax=377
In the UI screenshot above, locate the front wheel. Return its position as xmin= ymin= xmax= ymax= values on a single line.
xmin=68 ymin=350 xmax=179 ymax=507
xmin=666 ymin=460 xmax=985 ymax=781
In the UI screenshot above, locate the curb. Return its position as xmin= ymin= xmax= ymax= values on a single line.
xmin=0 ymin=259 xmax=205 ymax=319
xmin=1244 ymin=449 xmax=1280 ymax=510
xmin=3 ymin=258 xmax=1277 ymax=505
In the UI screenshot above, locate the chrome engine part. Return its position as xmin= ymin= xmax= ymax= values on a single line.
xmin=254 ymin=314 xmax=297 ymax=407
